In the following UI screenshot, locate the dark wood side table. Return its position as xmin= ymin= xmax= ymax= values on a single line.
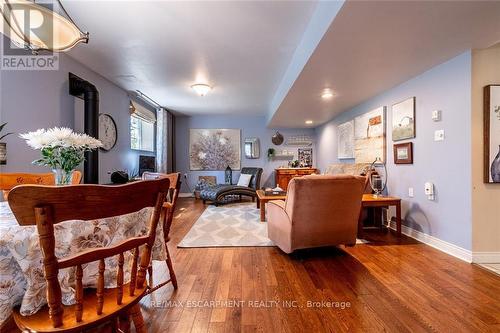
xmin=256 ymin=190 xmax=286 ymax=222
xmin=359 ymin=194 xmax=402 ymax=237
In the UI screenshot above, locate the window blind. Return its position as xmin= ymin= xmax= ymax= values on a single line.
xmin=129 ymin=100 xmax=156 ymax=123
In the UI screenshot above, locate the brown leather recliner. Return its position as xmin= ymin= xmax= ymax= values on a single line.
xmin=267 ymin=174 xmax=366 ymax=253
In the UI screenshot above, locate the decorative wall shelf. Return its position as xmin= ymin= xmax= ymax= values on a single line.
xmin=269 ymin=154 xmax=294 ymax=160
xmin=285 ymin=135 xmax=313 ymax=146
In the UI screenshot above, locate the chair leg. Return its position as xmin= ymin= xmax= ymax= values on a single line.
xmin=111 ymin=316 xmax=122 ymax=333
xmin=162 ymin=208 xmax=178 ymax=289
xmin=147 ymin=265 xmax=153 ymax=289
xmin=165 ymin=245 xmax=178 ymax=289
xmin=129 ymin=304 xmax=147 ymax=333
xmin=118 ymin=313 xmax=131 ymax=333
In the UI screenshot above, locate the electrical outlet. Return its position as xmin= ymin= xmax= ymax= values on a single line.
xmin=434 ymin=130 xmax=445 ymax=141
xmin=408 ymin=187 xmax=414 ymax=198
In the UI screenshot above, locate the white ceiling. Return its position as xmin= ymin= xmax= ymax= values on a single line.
xmin=64 ymin=1 xmax=500 ymax=127
xmin=269 ymin=0 xmax=500 ymax=128
xmin=64 ymin=0 xmax=318 ymax=115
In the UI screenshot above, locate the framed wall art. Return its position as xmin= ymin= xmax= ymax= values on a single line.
xmin=337 ymin=120 xmax=354 ymax=159
xmin=393 ymin=142 xmax=413 ymax=164
xmin=392 ymin=97 xmax=416 ymax=141
xmin=298 ymin=148 xmax=313 ymax=167
xmin=189 ymin=129 xmax=241 ymax=170
xmin=484 ymin=85 xmax=500 ymax=183
xmin=354 ymin=106 xmax=386 ymax=163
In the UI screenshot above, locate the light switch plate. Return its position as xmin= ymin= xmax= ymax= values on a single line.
xmin=432 ymin=110 xmax=441 ymax=121
xmin=434 ymin=129 xmax=445 ymax=141
xmin=408 ymin=187 xmax=414 ymax=198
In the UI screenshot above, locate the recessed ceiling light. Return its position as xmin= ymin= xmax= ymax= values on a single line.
xmin=305 ymin=120 xmax=313 ymax=125
xmin=321 ymin=88 xmax=334 ymax=99
xmin=191 ymin=83 xmax=212 ymax=96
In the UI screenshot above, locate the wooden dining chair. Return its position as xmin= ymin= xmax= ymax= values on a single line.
xmin=0 ymin=170 xmax=82 ymax=200
xmin=141 ymin=172 xmax=181 ymax=292
xmin=8 ymin=178 xmax=170 ymax=333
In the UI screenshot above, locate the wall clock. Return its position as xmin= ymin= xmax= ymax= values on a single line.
xmin=98 ymin=113 xmax=117 ymax=151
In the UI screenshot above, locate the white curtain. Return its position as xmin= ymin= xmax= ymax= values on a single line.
xmin=156 ymin=107 xmax=174 ymax=173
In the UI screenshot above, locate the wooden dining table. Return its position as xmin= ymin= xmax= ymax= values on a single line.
xmin=0 ymin=201 xmax=166 ymax=326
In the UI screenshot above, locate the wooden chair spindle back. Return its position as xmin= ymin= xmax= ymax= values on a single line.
xmin=7 ymin=179 xmax=169 ymax=328
xmin=0 ymin=171 xmax=82 ymax=200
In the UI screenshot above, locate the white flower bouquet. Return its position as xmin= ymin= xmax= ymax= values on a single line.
xmin=20 ymin=127 xmax=102 ymax=185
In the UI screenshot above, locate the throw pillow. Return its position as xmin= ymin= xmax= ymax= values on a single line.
xmin=237 ymin=173 xmax=253 ymax=187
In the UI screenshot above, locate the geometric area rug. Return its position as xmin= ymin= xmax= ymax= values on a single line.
xmin=177 ymin=202 xmax=367 ymax=248
xmin=178 ymin=202 xmax=274 ymax=248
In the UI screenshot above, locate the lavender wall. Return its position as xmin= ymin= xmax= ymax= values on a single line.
xmin=0 ymin=52 xmax=154 ymax=183
xmin=175 ymin=115 xmax=316 ymax=193
xmin=315 ymin=52 xmax=472 ymax=250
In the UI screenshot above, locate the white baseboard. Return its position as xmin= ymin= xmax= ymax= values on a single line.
xmin=472 ymin=252 xmax=500 ymax=264
xmin=179 ymin=192 xmax=194 ymax=198
xmin=388 ymin=220 xmax=473 ymax=263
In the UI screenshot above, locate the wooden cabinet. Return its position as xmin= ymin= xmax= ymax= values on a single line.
xmin=275 ymin=168 xmax=318 ymax=191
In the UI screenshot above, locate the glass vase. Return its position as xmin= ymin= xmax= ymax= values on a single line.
xmin=52 ymin=168 xmax=74 ymax=186
xmin=491 ymin=145 xmax=500 ymax=182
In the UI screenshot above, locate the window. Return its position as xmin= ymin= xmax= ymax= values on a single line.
xmin=130 ymin=101 xmax=155 ymax=152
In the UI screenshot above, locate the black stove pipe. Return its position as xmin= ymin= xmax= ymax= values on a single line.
xmin=68 ymin=73 xmax=99 ymax=184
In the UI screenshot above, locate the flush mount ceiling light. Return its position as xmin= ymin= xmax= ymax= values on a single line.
xmin=305 ymin=120 xmax=313 ymax=125
xmin=0 ymin=0 xmax=88 ymax=55
xmin=321 ymin=88 xmax=334 ymax=99
xmin=191 ymin=83 xmax=212 ymax=96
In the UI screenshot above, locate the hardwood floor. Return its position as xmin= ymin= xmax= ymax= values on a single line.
xmin=140 ymin=198 xmax=500 ymax=332
xmin=5 ymin=198 xmax=500 ymax=332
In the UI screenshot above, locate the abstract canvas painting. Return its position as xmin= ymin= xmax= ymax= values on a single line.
xmin=354 ymin=106 xmax=386 ymax=163
xmin=190 ymin=129 xmax=241 ymax=170
xmin=392 ymin=97 xmax=416 ymax=141
xmin=338 ymin=120 xmax=354 ymax=159
xmin=484 ymin=85 xmax=500 ymax=183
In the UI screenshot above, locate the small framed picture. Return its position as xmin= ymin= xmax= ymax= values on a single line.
xmin=393 ymin=142 xmax=413 ymax=164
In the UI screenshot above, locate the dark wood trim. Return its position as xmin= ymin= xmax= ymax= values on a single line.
xmin=393 ymin=142 xmax=413 ymax=164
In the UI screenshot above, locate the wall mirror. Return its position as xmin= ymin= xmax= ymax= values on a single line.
xmin=244 ymin=138 xmax=260 ymax=159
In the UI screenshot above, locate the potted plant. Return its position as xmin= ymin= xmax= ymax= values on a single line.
xmin=0 ymin=122 xmax=13 ymax=165
xmin=20 ymin=127 xmax=102 ymax=185
xmin=267 ymin=148 xmax=276 ymax=160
